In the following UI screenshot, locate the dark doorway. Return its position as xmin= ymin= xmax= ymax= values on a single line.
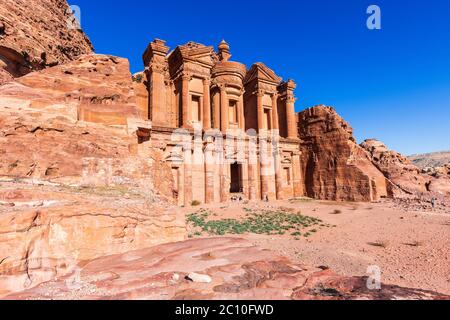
xmin=230 ymin=163 xmax=243 ymax=193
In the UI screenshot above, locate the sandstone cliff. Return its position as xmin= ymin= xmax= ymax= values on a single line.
xmin=298 ymin=106 xmax=391 ymax=202
xmin=361 ymin=139 xmax=450 ymax=198
xmin=0 ymin=53 xmax=172 ymax=194
xmin=3 ymin=54 xmax=142 ymax=125
xmin=0 ymin=0 xmax=93 ymax=83
xmin=0 ymin=53 xmax=184 ymax=296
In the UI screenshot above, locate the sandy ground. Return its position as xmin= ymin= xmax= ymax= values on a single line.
xmin=1 ymin=180 xmax=448 ymax=297
xmin=186 ymin=199 xmax=450 ymax=295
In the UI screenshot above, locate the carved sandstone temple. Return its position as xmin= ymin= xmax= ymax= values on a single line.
xmin=141 ymin=39 xmax=304 ymax=206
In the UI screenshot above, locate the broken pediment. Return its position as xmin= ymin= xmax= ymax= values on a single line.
xmin=177 ymin=42 xmax=216 ymax=65
xmin=244 ymin=62 xmax=282 ymax=85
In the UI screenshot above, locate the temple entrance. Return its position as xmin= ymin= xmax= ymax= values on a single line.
xmin=230 ymin=163 xmax=243 ymax=193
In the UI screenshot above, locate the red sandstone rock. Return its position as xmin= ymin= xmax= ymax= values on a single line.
xmin=0 ymin=96 xmax=172 ymax=194
xmin=361 ymin=139 xmax=450 ymax=199
xmin=0 ymin=183 xmax=185 ymax=297
xmin=2 ymin=238 xmax=447 ymax=300
xmin=0 ymin=54 xmax=142 ymax=125
xmin=0 ymin=0 xmax=93 ymax=83
xmin=298 ymin=106 xmax=391 ymax=202
xmin=0 ymin=68 xmax=13 ymax=84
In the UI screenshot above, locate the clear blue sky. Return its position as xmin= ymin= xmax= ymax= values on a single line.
xmin=70 ymin=0 xmax=450 ymax=155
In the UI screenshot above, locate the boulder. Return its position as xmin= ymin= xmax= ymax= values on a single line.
xmin=187 ymin=273 xmax=213 ymax=283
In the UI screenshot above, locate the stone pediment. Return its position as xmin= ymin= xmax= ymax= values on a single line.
xmin=168 ymin=42 xmax=216 ymax=77
xmin=178 ymin=42 xmax=216 ymax=66
xmin=244 ymin=62 xmax=282 ymax=85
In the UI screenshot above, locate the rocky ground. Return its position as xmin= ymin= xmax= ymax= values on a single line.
xmin=5 ymin=237 xmax=448 ymax=301
xmin=185 ymin=199 xmax=450 ymax=296
xmin=0 ymin=179 xmax=185 ymax=298
xmin=1 ymin=181 xmax=448 ymax=299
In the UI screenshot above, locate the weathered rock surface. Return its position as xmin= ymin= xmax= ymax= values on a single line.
xmin=0 ymin=0 xmax=93 ymax=83
xmin=0 ymin=67 xmax=13 ymax=84
xmin=361 ymin=139 xmax=450 ymax=198
xmin=0 ymin=54 xmax=142 ymax=125
xmin=298 ymin=106 xmax=391 ymax=202
xmin=0 ymin=51 xmax=186 ymax=297
xmin=409 ymin=151 xmax=450 ymax=169
xmin=2 ymin=238 xmax=447 ymax=300
xmin=0 ymin=182 xmax=185 ymax=298
xmin=0 ymin=83 xmax=170 ymax=190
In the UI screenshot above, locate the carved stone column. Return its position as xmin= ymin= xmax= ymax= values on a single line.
xmin=257 ymin=90 xmax=265 ymax=132
xmin=204 ymin=142 xmax=215 ymax=204
xmin=259 ymin=138 xmax=270 ymax=201
xmin=183 ymin=138 xmax=193 ymax=206
xmin=292 ymin=151 xmax=304 ymax=197
xmin=274 ymin=146 xmax=283 ymax=200
xmin=219 ymin=150 xmax=229 ymax=203
xmin=143 ymin=39 xmax=169 ymax=123
xmin=181 ymin=74 xmax=190 ymax=128
xmin=286 ymin=94 xmax=297 ymax=139
xmin=212 ymin=91 xmax=220 ymax=130
xmin=203 ymin=78 xmax=211 ymax=130
xmin=238 ymin=91 xmax=245 ymax=130
xmin=258 ymin=163 xmax=268 ymax=201
xmin=220 ymin=85 xmax=229 ymax=132
xmin=272 ymin=93 xmax=279 ymax=131
xmin=248 ymin=133 xmax=257 ymax=201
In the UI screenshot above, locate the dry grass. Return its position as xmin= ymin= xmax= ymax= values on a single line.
xmin=289 ymin=197 xmax=314 ymax=203
xmin=405 ymin=240 xmax=424 ymax=247
xmin=368 ymin=240 xmax=390 ymax=248
xmin=191 ymin=200 xmax=201 ymax=207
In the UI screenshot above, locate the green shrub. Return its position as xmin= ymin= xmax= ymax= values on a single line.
xmin=191 ymin=200 xmax=201 ymax=206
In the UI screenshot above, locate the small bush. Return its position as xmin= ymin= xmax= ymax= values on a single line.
xmin=330 ymin=209 xmax=342 ymax=215
xmin=406 ymin=241 xmax=423 ymax=247
xmin=187 ymin=208 xmax=329 ymax=238
xmin=132 ymin=74 xmax=143 ymax=83
xmin=8 ymin=161 xmax=19 ymax=170
xmin=368 ymin=240 xmax=389 ymax=248
xmin=191 ymin=200 xmax=201 ymax=206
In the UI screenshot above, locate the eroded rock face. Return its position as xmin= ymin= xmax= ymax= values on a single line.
xmin=0 ymin=52 xmax=184 ymax=296
xmin=2 ymin=238 xmax=447 ymax=300
xmin=361 ymin=139 xmax=450 ymax=198
xmin=298 ymin=106 xmax=391 ymax=202
xmin=0 ymin=96 xmax=172 ymax=195
xmin=0 ymin=54 xmax=142 ymax=125
xmin=0 ymin=184 xmax=185 ymax=298
xmin=0 ymin=0 xmax=93 ymax=83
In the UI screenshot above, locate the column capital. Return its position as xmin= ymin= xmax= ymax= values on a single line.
xmin=287 ymin=97 xmax=296 ymax=104
xmin=181 ymin=73 xmax=192 ymax=81
xmin=203 ymin=77 xmax=211 ymax=85
xmin=218 ymin=83 xmax=227 ymax=91
xmin=149 ymin=62 xmax=167 ymax=74
xmin=256 ymin=89 xmax=265 ymax=97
